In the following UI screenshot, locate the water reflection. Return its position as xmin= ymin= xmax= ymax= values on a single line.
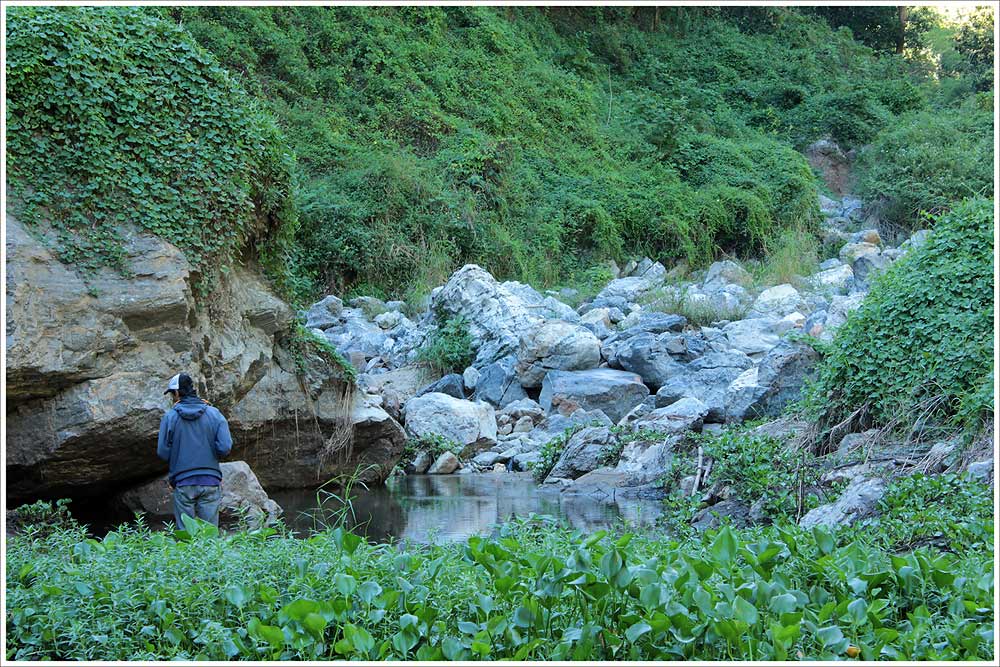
xmin=270 ymin=473 xmax=665 ymax=544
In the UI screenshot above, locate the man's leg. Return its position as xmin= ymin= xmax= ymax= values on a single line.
xmin=173 ymin=486 xmax=198 ymax=528
xmin=193 ymin=485 xmax=222 ymax=527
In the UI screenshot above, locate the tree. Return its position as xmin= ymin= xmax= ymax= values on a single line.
xmin=954 ymin=6 xmax=995 ymax=91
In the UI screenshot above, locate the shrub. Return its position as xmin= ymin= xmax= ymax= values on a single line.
xmin=529 ymin=426 xmax=581 ymax=482
xmin=5 ymin=7 xmax=297 ymax=288
xmin=417 ymin=316 xmax=474 ymax=375
xmin=805 ymin=198 xmax=993 ymax=434
xmin=5 ymin=514 xmax=994 ymax=660
xmin=855 ymin=106 xmax=994 ymax=228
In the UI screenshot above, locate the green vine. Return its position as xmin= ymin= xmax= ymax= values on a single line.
xmin=289 ymin=322 xmax=357 ymax=385
xmin=5 ymin=6 xmax=297 ymax=289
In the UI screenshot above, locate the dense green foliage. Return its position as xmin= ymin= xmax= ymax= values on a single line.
xmin=806 ymin=198 xmax=994 ymax=434
xmin=856 ymin=103 xmax=994 ymax=228
xmin=164 ymin=5 xmax=953 ymax=298
xmin=417 ymin=317 xmax=474 ymax=375
xmin=5 ymin=7 xmax=296 ymax=286
xmin=7 ymin=493 xmax=993 ymax=661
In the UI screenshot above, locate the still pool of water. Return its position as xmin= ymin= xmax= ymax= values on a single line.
xmin=269 ymin=472 xmax=667 ymax=543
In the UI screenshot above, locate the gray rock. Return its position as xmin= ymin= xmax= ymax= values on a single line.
xmin=416 ymin=373 xmax=466 ymax=400
xmin=384 ymin=300 xmax=406 ymax=312
xmin=304 ymin=295 xmax=344 ymax=330
xmin=616 ymin=434 xmax=677 ymax=485
xmin=703 ymin=259 xmax=751 ymax=291
xmin=750 ymin=284 xmax=804 ymax=318
xmin=409 ymin=450 xmax=433 ymax=475
xmin=472 ymin=451 xmax=501 ymax=468
xmin=808 ymin=264 xmax=854 ymax=294
xmin=722 ymin=317 xmax=782 ymax=357
xmin=428 ymin=451 xmax=460 ymax=475
xmin=852 ymin=252 xmax=892 ymax=291
xmin=472 ymin=355 xmax=528 ymax=408
xmin=462 ymin=366 xmax=480 ymax=391
xmin=850 ymin=229 xmax=882 ymax=245
xmin=515 ymin=320 xmax=602 ymax=388
xmin=967 ymin=459 xmax=993 ymax=483
xmin=546 ymin=426 xmax=616 ymax=482
xmin=819 ymin=258 xmax=843 ymax=271
xmin=540 ymin=368 xmax=650 ymax=423
xmin=839 ymin=242 xmax=880 ymax=265
xmin=500 ymin=398 xmax=546 ymax=422
xmin=654 ymin=351 xmax=754 ymax=422
xmin=322 ymin=310 xmax=388 ymax=359
xmin=525 ymin=409 xmax=614 ymax=447
xmin=431 ymin=265 xmax=545 ymax=366
xmin=349 ymin=296 xmax=386 ymax=312
xmin=118 ymin=461 xmax=282 ymax=530
xmin=724 ymin=341 xmax=819 ymax=423
xmin=614 ymin=311 xmax=687 ymax=335
xmin=633 ymin=396 xmax=709 ymax=434
xmin=404 ymin=393 xmax=497 ymax=452
xmin=593 ymin=276 xmax=658 ymax=305
xmin=799 ymin=477 xmax=886 ymax=528
xmin=374 ymin=310 xmax=404 ymax=330
xmin=512 ymin=415 xmax=534 ymax=433
xmin=511 ymin=452 xmax=540 ymax=472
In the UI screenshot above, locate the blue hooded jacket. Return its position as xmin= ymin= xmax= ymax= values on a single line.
xmin=157 ymin=396 xmax=233 ymax=485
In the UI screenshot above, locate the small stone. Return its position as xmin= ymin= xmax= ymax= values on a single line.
xmin=513 ymin=415 xmax=534 ymax=433
xmin=463 ymin=366 xmax=480 ymax=390
xmin=492 ymin=463 xmax=507 ymax=473
xmin=499 ymin=423 xmax=513 ymax=436
xmin=428 ymin=452 xmax=460 ymax=474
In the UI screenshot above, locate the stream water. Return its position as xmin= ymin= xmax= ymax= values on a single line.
xmin=269 ymin=472 xmax=667 ymax=544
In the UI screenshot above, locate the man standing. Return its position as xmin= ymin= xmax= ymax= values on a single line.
xmin=157 ymin=372 xmax=233 ymax=528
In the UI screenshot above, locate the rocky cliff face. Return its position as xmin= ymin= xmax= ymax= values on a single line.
xmin=5 ymin=215 xmax=405 ymax=502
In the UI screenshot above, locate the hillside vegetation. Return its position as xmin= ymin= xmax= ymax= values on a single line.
xmin=169 ymin=5 xmax=941 ymax=301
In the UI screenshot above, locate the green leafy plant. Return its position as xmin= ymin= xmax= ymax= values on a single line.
xmin=529 ymin=426 xmax=582 ymax=483
xmin=6 ymin=507 xmax=993 ymax=660
xmin=417 ymin=316 xmax=474 ymax=375
xmin=805 ymin=198 xmax=993 ymax=436
xmin=288 ymin=322 xmax=356 ymax=383
xmin=5 ymin=7 xmax=297 ymax=290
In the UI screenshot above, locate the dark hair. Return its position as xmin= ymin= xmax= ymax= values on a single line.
xmin=177 ymin=373 xmax=196 ymax=397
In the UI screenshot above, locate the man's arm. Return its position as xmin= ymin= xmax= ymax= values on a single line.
xmin=213 ymin=413 xmax=233 ymax=458
xmin=156 ymin=412 xmax=173 ymax=462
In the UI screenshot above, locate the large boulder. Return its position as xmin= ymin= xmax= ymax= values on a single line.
xmin=602 ymin=329 xmax=708 ymax=388
xmin=654 ymin=351 xmax=754 ymax=422
xmin=724 ymin=341 xmax=819 ymax=423
xmin=750 ymin=284 xmax=804 ymax=318
xmin=404 ymin=393 xmax=497 ymax=453
xmin=539 ymin=369 xmax=649 ymax=424
xmin=231 ymin=382 xmax=407 ymax=490
xmin=472 ymin=355 xmax=528 ymax=408
xmin=7 ymin=216 xmax=400 ymax=500
xmin=545 ymin=426 xmax=616 ymax=482
xmin=117 ymin=461 xmax=282 ymax=530
xmin=515 ymin=321 xmax=601 ymax=388
xmin=304 ymin=295 xmax=344 ymax=330
xmin=321 ymin=309 xmax=388 ymax=360
xmin=430 ymin=265 xmax=544 ymax=366
xmin=632 ymin=397 xmax=708 ymax=434
xmin=799 ymin=477 xmax=886 ymax=529
xmin=416 ymin=373 xmax=466 ymax=400
xmin=357 ymin=364 xmax=434 ymax=422
xmin=721 ymin=317 xmax=783 ymax=357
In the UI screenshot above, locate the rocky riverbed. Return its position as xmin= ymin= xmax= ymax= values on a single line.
xmin=6 ymin=190 xmax=992 ymax=535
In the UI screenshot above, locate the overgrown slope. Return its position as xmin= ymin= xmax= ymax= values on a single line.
xmin=171 ymin=6 xmax=931 ymax=300
xmin=5 ymin=6 xmax=297 ymax=288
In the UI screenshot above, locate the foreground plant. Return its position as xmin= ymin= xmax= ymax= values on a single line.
xmin=6 ymin=507 xmax=993 ymax=661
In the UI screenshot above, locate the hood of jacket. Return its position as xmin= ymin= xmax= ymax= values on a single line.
xmin=173 ymin=396 xmax=209 ymax=421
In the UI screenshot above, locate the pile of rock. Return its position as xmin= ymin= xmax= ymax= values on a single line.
xmin=295 ymin=190 xmax=936 ymax=523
